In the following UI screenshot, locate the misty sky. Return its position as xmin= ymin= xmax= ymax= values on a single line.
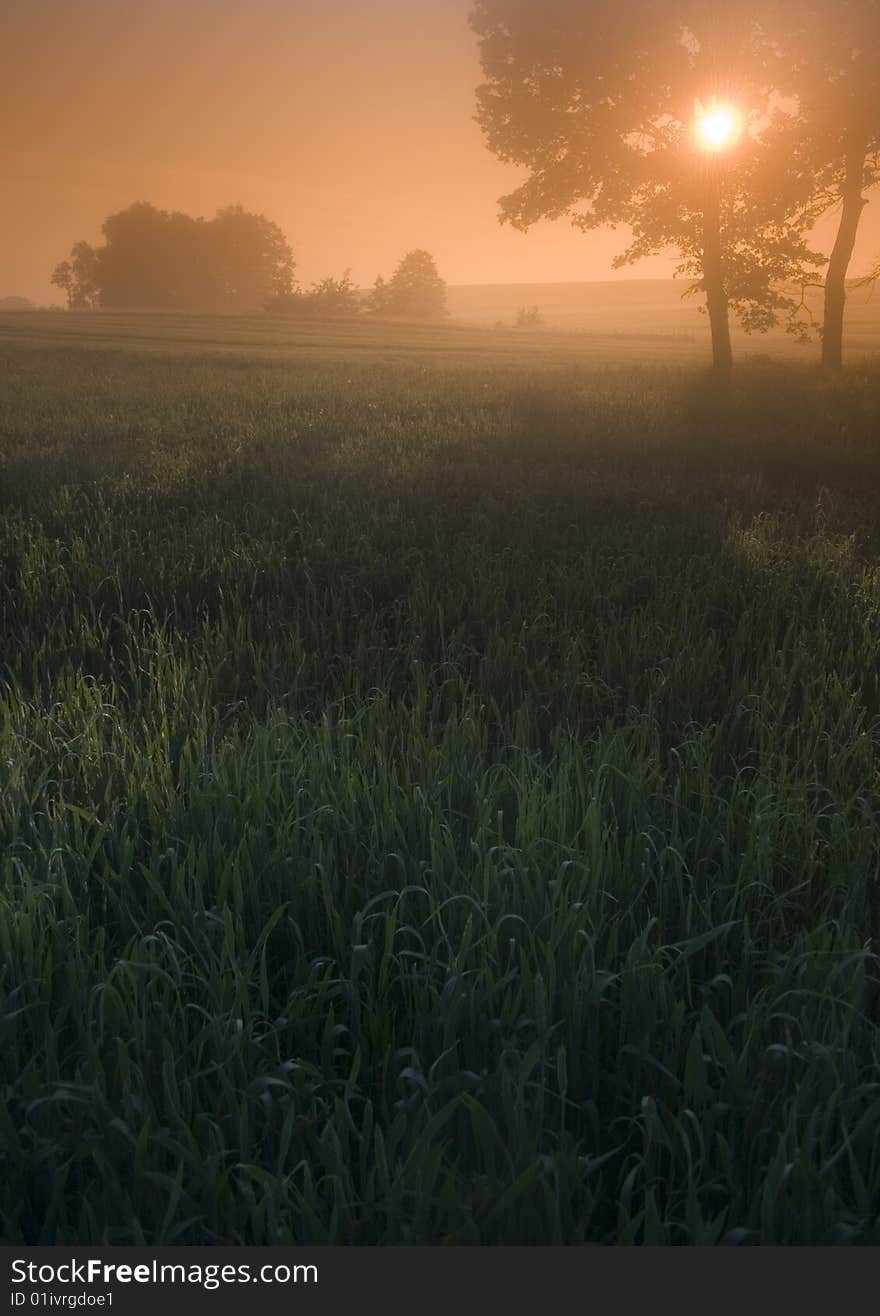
xmin=3 ymin=0 xmax=879 ymax=305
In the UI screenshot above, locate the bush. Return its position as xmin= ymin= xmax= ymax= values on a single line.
xmin=515 ymin=305 xmax=546 ymax=329
xmin=265 ymin=271 xmax=361 ymax=317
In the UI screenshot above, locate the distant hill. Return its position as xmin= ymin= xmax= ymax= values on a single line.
xmin=442 ymin=277 xmax=880 ymax=349
xmin=446 ymin=279 xmax=702 ymax=334
xmin=0 ymin=296 xmax=34 ymax=311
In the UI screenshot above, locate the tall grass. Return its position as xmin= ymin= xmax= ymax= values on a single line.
xmin=2 ymin=322 xmax=880 ymax=1242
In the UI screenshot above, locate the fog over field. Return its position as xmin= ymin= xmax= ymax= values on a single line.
xmin=448 ymin=279 xmax=880 ymax=346
xmin=5 ymin=275 xmax=880 ymax=364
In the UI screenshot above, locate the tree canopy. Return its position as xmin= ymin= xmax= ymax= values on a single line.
xmin=52 ymin=203 xmax=295 ymax=312
xmin=51 ymin=241 xmax=101 ymax=310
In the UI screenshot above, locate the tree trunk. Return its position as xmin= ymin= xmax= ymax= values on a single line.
xmin=702 ymin=167 xmax=733 ymax=378
xmin=822 ymin=139 xmax=868 ymax=371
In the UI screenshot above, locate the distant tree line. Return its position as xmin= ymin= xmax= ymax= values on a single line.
xmin=264 ymin=249 xmax=448 ymax=320
xmin=52 ymin=202 xmax=295 ymax=312
xmin=53 ymin=205 xmax=448 ymax=320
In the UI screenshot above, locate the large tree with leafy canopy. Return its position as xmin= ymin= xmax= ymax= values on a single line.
xmin=53 ymin=202 xmax=295 ymax=312
xmin=470 ymin=0 xmax=824 ymax=374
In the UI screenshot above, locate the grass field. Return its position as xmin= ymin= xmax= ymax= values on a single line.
xmin=2 ymin=310 xmax=880 ymax=1244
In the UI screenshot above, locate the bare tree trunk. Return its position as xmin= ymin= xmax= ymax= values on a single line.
xmin=702 ymin=167 xmax=733 ymax=378
xmin=822 ymin=139 xmax=868 ymax=371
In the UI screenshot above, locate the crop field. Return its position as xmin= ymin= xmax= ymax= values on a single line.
xmin=2 ymin=311 xmax=880 ymax=1244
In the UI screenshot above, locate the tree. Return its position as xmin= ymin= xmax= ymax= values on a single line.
xmin=265 ymin=271 xmax=361 ymax=317
xmin=515 ymin=304 xmax=545 ymax=328
xmin=759 ymin=1 xmax=880 ymax=369
xmin=302 ymin=270 xmax=361 ymax=315
xmin=209 ymin=204 xmax=295 ymax=310
xmin=611 ymin=111 xmax=825 ymax=358
xmin=470 ymin=1 xmax=824 ymax=375
xmin=368 ymin=274 xmax=390 ymax=316
xmin=53 ymin=202 xmax=295 ymax=312
xmin=369 ymin=250 xmax=448 ymax=319
xmin=50 ymin=262 xmax=75 ymax=308
xmin=95 ymin=203 xmax=205 ymax=308
xmin=50 ymin=241 xmax=100 ymax=309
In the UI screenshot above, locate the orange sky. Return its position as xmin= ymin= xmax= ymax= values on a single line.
xmin=3 ymin=0 xmax=878 ymax=305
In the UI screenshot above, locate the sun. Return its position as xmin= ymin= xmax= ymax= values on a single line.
xmin=695 ymin=102 xmax=741 ymax=152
